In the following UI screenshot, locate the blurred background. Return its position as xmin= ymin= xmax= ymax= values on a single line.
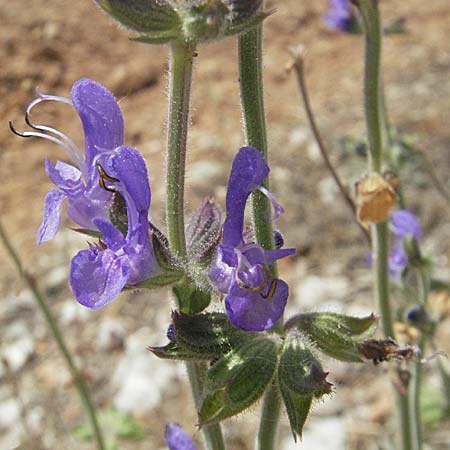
xmin=0 ymin=0 xmax=449 ymax=448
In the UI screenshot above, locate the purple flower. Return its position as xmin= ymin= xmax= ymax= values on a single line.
xmin=18 ymin=78 xmax=157 ymax=308
xmin=24 ymin=78 xmax=124 ymax=243
xmin=209 ymin=147 xmax=295 ymax=332
xmin=388 ymin=210 xmax=421 ymax=281
xmin=165 ymin=422 xmax=196 ymax=450
xmin=70 ymin=146 xmax=157 ymax=308
xmin=323 ymin=0 xmax=352 ymax=32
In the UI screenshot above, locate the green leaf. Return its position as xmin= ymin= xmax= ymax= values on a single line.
xmin=278 ymin=335 xmax=332 ymax=441
xmin=171 ymin=311 xmax=257 ymax=357
xmin=199 ymin=337 xmax=279 ymax=425
xmin=148 ymin=341 xmax=211 ymax=361
xmin=285 ymin=312 xmax=379 ymax=362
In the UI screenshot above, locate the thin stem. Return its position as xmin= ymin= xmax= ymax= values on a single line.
xmin=165 ymin=40 xmax=225 ymax=450
xmin=0 ymin=222 xmax=106 ymax=450
xmin=411 ymin=336 xmax=425 ymax=450
xmin=359 ymin=2 xmax=413 ymax=449
xmin=238 ymin=15 xmax=281 ymax=450
xmin=410 ymin=268 xmax=430 ymax=450
xmin=166 ymin=40 xmax=196 ymax=258
xmin=289 ymin=49 xmax=370 ymax=243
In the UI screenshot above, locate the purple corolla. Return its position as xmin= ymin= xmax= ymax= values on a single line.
xmin=16 ymin=78 xmax=157 ymax=308
xmin=209 ymin=147 xmax=295 ymax=332
xmin=26 ymin=78 xmax=125 ymax=243
xmin=388 ymin=209 xmax=421 ymax=281
xmin=165 ymin=422 xmax=196 ymax=450
xmin=323 ymin=0 xmax=352 ymax=32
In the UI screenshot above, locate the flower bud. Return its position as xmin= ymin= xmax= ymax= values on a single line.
xmin=285 ymin=312 xmax=379 ymax=362
xmin=199 ymin=337 xmax=279 ymax=425
xmin=186 ymin=197 xmax=221 ymax=266
xmin=95 ymin=0 xmax=268 ymax=44
xmin=278 ymin=335 xmax=332 ymax=441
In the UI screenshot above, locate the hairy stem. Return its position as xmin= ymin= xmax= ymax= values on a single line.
xmin=166 ymin=40 xmax=195 ymax=258
xmin=238 ymin=17 xmax=281 ymax=450
xmin=0 ymin=222 xmax=106 ymax=450
xmin=359 ymin=2 xmax=413 ymax=449
xmin=165 ymin=40 xmax=225 ymax=450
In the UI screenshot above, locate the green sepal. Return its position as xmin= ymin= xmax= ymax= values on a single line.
xmin=278 ymin=335 xmax=332 ymax=441
xmin=133 ymin=271 xmax=183 ymax=289
xmin=285 ymin=312 xmax=379 ymax=362
xmin=148 ymin=342 xmax=210 ymax=361
xmin=278 ymin=384 xmax=313 ymax=442
xmin=199 ymin=337 xmax=279 ymax=425
xmin=96 ymin=0 xmax=181 ymax=34
xmin=278 ymin=335 xmax=333 ymax=398
xmin=171 ymin=311 xmax=256 ymax=358
xmin=173 ymin=284 xmax=211 ymax=314
xmin=150 ymin=222 xmax=182 ymax=274
xmin=109 ymin=192 xmax=128 ymax=237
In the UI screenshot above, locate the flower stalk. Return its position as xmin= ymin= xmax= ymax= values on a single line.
xmin=358 ymin=1 xmax=413 ymax=449
xmin=0 ymin=221 xmax=106 ymax=450
xmin=165 ymin=39 xmax=225 ymax=450
xmin=238 ymin=11 xmax=280 ymax=450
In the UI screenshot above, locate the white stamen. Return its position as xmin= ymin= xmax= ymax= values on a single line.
xmin=25 ymin=94 xmax=88 ymax=178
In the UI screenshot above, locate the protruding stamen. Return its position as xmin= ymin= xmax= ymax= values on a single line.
xmin=97 ymin=163 xmax=120 ymax=193
xmin=25 ymin=95 xmax=87 ymax=175
xmin=9 ymin=121 xmax=31 ymax=138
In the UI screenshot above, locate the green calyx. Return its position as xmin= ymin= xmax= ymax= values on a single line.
xmin=170 ymin=311 xmax=256 ymax=357
xmin=199 ymin=337 xmax=279 ymax=426
xmin=278 ymin=335 xmax=333 ymax=441
xmin=95 ymin=0 xmax=268 ymax=44
xmin=285 ymin=312 xmax=379 ymax=362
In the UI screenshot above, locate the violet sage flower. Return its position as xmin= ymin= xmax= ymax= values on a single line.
xmin=323 ymin=0 xmax=352 ymax=32
xmin=14 ymin=78 xmax=157 ymax=308
xmin=19 ymin=78 xmax=125 ymax=243
xmin=165 ymin=422 xmax=196 ymax=450
xmin=209 ymin=146 xmax=295 ymax=332
xmin=388 ymin=209 xmax=421 ymax=281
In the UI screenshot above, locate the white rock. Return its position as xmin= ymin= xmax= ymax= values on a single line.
xmin=292 ymin=274 xmax=349 ymax=311
xmin=59 ymin=301 xmax=90 ymax=325
xmin=288 ymin=127 xmax=310 ymax=147
xmin=2 ymin=322 xmax=35 ymax=372
xmin=318 ymin=177 xmax=338 ymax=204
xmin=282 ymin=417 xmax=346 ymax=450
xmin=97 ymin=319 xmax=126 ymax=351
xmin=113 ymin=327 xmax=180 ymax=416
xmin=0 ymin=398 xmax=20 ymax=428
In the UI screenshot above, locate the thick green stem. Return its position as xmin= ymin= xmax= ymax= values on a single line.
xmin=165 ymin=40 xmax=225 ymax=450
xmin=359 ymin=2 xmax=413 ymax=449
xmin=166 ymin=40 xmax=196 ymax=258
xmin=255 ymin=383 xmax=281 ymax=450
xmin=186 ymin=362 xmax=225 ymax=450
xmin=238 ymin=18 xmax=281 ymax=450
xmin=238 ymin=26 xmax=274 ymax=256
xmin=0 ymin=222 xmax=106 ymax=450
